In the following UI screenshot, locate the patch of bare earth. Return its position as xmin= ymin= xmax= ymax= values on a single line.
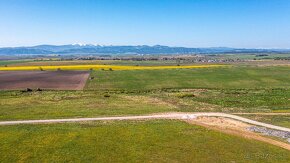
xmin=0 ymin=71 xmax=90 ymax=90
xmin=186 ymin=117 xmax=290 ymax=151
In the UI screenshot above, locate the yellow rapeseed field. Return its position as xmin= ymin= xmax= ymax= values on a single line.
xmin=0 ymin=64 xmax=228 ymax=71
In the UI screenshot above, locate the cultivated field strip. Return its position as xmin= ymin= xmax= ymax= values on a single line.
xmin=0 ymin=71 xmax=90 ymax=90
xmin=0 ymin=64 xmax=227 ymax=71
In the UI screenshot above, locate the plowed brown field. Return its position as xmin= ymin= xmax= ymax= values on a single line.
xmin=0 ymin=71 xmax=89 ymax=90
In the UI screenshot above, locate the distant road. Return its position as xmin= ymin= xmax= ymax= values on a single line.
xmin=0 ymin=112 xmax=289 ymax=132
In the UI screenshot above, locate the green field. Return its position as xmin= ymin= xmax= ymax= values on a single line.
xmin=87 ymin=66 xmax=290 ymax=90
xmin=218 ymin=53 xmax=290 ymax=60
xmin=1 ymin=120 xmax=289 ymax=163
xmin=0 ymin=91 xmax=176 ymax=121
xmin=0 ymin=59 xmax=33 ymax=66
xmin=1 ymin=88 xmax=289 ymax=121
xmin=179 ymin=89 xmax=290 ymax=112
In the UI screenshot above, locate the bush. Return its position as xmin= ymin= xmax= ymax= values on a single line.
xmin=21 ymin=88 xmax=33 ymax=93
xmin=104 ymin=94 xmax=110 ymax=98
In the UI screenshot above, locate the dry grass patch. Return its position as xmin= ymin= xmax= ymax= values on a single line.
xmin=121 ymin=95 xmax=178 ymax=109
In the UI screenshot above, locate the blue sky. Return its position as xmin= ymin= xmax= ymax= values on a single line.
xmin=0 ymin=0 xmax=290 ymax=48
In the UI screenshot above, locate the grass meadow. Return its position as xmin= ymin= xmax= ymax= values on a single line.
xmin=87 ymin=66 xmax=290 ymax=90
xmin=0 ymin=59 xmax=33 ymax=66
xmin=0 ymin=91 xmax=175 ymax=120
xmin=1 ymin=120 xmax=289 ymax=162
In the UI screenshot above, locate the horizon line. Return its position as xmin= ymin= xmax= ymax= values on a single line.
xmin=0 ymin=44 xmax=290 ymax=50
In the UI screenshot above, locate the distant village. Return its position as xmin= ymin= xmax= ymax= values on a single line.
xmin=64 ymin=55 xmax=244 ymax=63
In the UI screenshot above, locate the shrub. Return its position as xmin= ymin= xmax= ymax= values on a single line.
xmin=104 ymin=94 xmax=110 ymax=98
xmin=21 ymin=88 xmax=33 ymax=93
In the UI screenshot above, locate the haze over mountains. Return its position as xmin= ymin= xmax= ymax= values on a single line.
xmin=0 ymin=44 xmax=289 ymax=55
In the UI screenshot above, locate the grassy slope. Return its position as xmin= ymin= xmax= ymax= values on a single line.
xmin=1 ymin=89 xmax=289 ymax=120
xmin=0 ymin=91 xmax=175 ymax=120
xmin=241 ymin=115 xmax=290 ymax=128
xmin=178 ymin=89 xmax=290 ymax=112
xmin=0 ymin=120 xmax=289 ymax=163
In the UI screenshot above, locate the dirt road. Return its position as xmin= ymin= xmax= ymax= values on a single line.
xmin=233 ymin=113 xmax=290 ymax=115
xmin=0 ymin=112 xmax=289 ymax=132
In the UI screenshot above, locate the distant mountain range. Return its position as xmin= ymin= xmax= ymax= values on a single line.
xmin=0 ymin=44 xmax=289 ymax=55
